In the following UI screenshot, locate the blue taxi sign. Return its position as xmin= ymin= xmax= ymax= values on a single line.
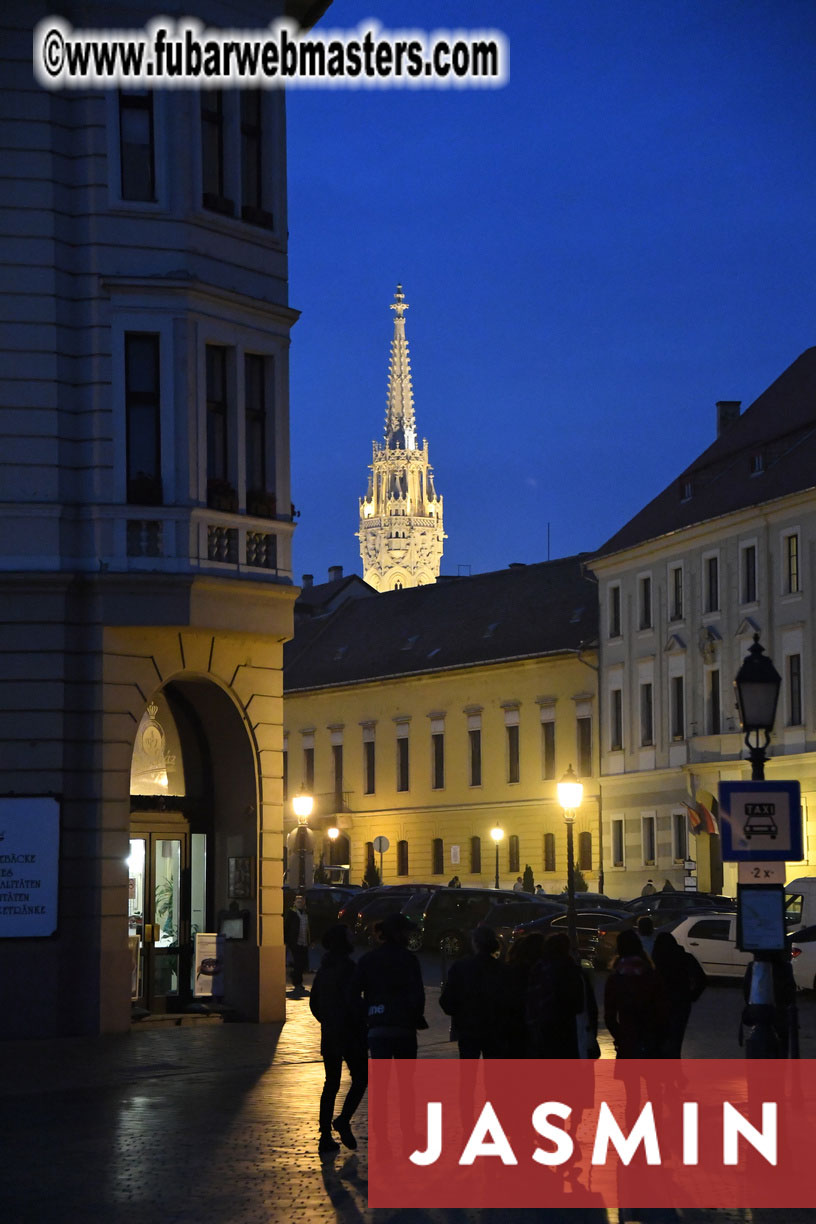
xmin=718 ymin=781 xmax=802 ymax=862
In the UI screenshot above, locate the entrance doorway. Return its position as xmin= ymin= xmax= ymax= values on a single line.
xmin=129 ymin=814 xmax=198 ymax=1013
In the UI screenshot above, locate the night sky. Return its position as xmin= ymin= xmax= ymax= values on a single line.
xmin=286 ymin=1 xmax=816 ymax=586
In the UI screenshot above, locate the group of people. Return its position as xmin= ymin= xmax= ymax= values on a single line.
xmin=287 ymin=893 xmax=708 ymax=1155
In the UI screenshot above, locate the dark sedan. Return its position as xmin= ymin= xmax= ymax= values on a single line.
xmin=512 ymin=905 xmax=634 ymax=967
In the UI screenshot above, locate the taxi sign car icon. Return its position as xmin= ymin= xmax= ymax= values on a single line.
xmin=743 ymin=802 xmax=778 ymax=839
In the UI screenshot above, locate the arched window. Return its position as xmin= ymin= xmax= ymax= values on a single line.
xmin=432 ymin=837 xmax=444 ymax=875
xmin=470 ymin=835 xmax=482 ymax=874
xmin=508 ymin=834 xmax=520 ymax=874
xmin=543 ymin=832 xmax=556 ymax=873
xmin=578 ymin=831 xmax=592 ymax=872
xmin=397 ymin=839 xmax=409 ymax=876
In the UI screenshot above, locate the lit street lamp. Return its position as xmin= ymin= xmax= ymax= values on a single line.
xmin=490 ymin=823 xmax=504 ymax=889
xmin=291 ymin=787 xmax=314 ymax=889
xmin=734 ymin=633 xmax=782 ymax=781
xmin=557 ymin=763 xmax=584 ymax=960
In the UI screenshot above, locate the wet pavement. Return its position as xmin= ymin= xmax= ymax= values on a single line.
xmin=1 ymin=971 xmax=815 ymax=1223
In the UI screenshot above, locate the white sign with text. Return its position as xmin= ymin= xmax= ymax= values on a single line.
xmin=0 ymin=796 xmax=60 ymax=937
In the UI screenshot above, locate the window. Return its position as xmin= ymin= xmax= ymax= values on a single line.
xmin=508 ymin=834 xmax=520 ymax=874
xmin=543 ymin=832 xmax=556 ymax=873
xmin=742 ymin=544 xmax=757 ymax=604
xmin=639 ymin=576 xmax=652 ymax=630
xmin=432 ymin=838 xmax=444 ymax=875
xmin=470 ymin=836 xmax=482 ymax=874
xmin=609 ymin=585 xmax=621 ymax=637
xmin=612 ymin=819 xmax=625 ymax=867
xmin=708 ymin=669 xmax=721 ymax=735
xmin=670 ymin=675 xmax=685 ymax=740
xmin=363 ymin=738 xmax=375 ymax=795
xmin=750 ymin=452 xmax=764 ymax=475
xmin=705 ymin=555 xmax=719 ymax=613
xmin=119 ymin=90 xmax=155 ymax=201
xmin=642 ymin=815 xmax=656 ymax=866
xmin=240 ymin=90 xmax=264 ymax=220
xmin=577 ymin=716 xmax=592 ymax=777
xmin=397 ymin=840 xmax=409 ymax=876
xmin=201 ymin=90 xmax=232 ymax=212
xmin=332 ymin=744 xmax=343 ymax=808
xmin=396 ymin=735 xmax=409 ymax=792
xmin=578 ymin=831 xmax=592 ymax=872
xmin=541 ymin=719 xmax=556 ymax=778
xmin=640 ymin=683 xmax=653 ymax=747
xmin=610 ymin=689 xmax=623 ymax=751
xmin=125 ymin=333 xmax=162 ymax=504
xmin=468 ymin=728 xmax=482 ymax=787
xmin=302 ymin=745 xmax=314 ymax=791
xmin=245 ymin=354 xmax=267 ymax=497
xmin=669 ymin=565 xmax=683 ymax=621
xmin=789 ymin=654 xmax=803 ymax=725
xmin=688 ymin=918 xmax=730 ymax=941
xmin=431 ymin=731 xmax=445 ymax=790
xmin=673 ymin=811 xmax=688 ymax=862
xmin=206 ymin=345 xmax=229 ymax=486
xmin=786 ymin=533 xmax=800 ymax=594
xmin=506 ymin=723 xmax=520 ymax=784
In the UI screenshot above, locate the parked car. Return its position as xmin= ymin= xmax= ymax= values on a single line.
xmin=789 ymin=924 xmax=816 ymax=991
xmin=512 ymin=906 xmax=633 ymax=966
xmin=401 ymin=887 xmax=521 ymax=956
xmin=336 ymin=883 xmax=441 ymax=929
xmin=624 ymin=892 xmax=736 ymax=929
xmin=281 ymin=884 xmax=359 ymax=944
xmin=480 ymin=897 xmax=566 ymax=955
xmin=355 ymin=888 xmax=438 ymax=944
xmin=668 ymin=912 xmax=752 ymax=980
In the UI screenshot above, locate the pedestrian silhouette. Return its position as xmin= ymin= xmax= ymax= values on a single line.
xmin=309 ymin=924 xmax=368 ymax=1154
xmin=652 ymin=929 xmax=706 ymax=1057
xmin=439 ymin=925 xmax=507 ymax=1058
xmin=284 ymin=893 xmax=311 ymax=994
xmin=526 ymin=931 xmax=585 ymax=1057
xmin=504 ymin=930 xmax=546 ymax=1055
xmin=349 ymin=911 xmax=427 ymax=1058
xmin=604 ymin=929 xmax=665 ymax=1058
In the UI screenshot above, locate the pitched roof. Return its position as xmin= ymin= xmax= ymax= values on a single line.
xmin=594 ymin=347 xmax=816 ymax=560
xmin=294 ymin=574 xmax=377 ymax=619
xmin=284 ymin=554 xmax=597 ymax=692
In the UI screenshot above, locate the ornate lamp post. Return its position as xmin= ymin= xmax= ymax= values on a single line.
xmin=557 ymin=763 xmax=584 ymax=960
xmin=734 ymin=633 xmax=782 ymax=781
xmin=491 ymin=823 xmax=504 ymax=889
xmin=291 ymin=787 xmax=314 ymax=889
xmin=326 ymin=825 xmax=339 ymax=882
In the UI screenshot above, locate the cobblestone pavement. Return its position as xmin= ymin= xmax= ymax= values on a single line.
xmin=1 ymin=974 xmax=815 ymax=1224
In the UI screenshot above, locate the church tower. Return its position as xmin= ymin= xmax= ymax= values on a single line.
xmin=358 ymin=285 xmax=445 ymax=591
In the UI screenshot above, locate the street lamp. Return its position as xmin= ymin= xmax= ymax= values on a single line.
xmin=291 ymin=787 xmax=314 ymax=888
xmin=557 ymin=763 xmax=584 ymax=960
xmin=734 ymin=633 xmax=782 ymax=781
xmin=490 ymin=823 xmax=504 ymax=889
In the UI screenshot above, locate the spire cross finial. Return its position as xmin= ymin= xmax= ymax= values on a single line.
xmin=390 ymin=283 xmax=409 ymax=319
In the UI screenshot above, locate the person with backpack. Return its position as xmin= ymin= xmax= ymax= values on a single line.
xmin=349 ymin=911 xmax=427 ymax=1058
xmin=652 ymin=929 xmax=706 ymax=1057
xmin=604 ymin=929 xmax=666 ymax=1058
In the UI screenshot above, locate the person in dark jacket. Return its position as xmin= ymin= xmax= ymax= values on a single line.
xmin=284 ymin=894 xmax=311 ymax=993
xmin=526 ymin=931 xmax=586 ymax=1057
xmin=309 ymin=924 xmax=368 ymax=1154
xmin=439 ymin=925 xmax=507 ymax=1058
xmin=604 ymin=929 xmax=666 ymax=1058
xmin=504 ymin=930 xmax=546 ymax=1056
xmin=652 ymin=929 xmax=706 ymax=1057
xmin=349 ymin=911 xmax=427 ymax=1058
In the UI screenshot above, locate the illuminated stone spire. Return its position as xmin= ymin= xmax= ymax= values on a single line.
xmin=358 ymin=285 xmax=445 ymax=592
xmin=384 ymin=284 xmax=417 ymax=450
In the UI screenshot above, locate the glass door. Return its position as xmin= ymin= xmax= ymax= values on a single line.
xmin=129 ymin=817 xmax=192 ymax=1013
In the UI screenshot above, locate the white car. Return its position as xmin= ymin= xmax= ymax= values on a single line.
xmin=789 ymin=925 xmax=816 ymax=991
xmin=669 ymin=912 xmax=752 ymax=979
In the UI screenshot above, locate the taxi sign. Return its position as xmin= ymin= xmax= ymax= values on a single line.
xmin=718 ymin=781 xmax=802 ymax=862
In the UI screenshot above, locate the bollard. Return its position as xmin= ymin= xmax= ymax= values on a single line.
xmin=742 ymin=956 xmax=779 ymax=1058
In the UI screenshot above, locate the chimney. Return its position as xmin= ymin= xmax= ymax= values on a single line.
xmin=716 ymin=400 xmax=741 ymax=437
xmin=301 ymin=574 xmax=313 ymax=588
xmin=328 ymin=565 xmax=343 ymax=582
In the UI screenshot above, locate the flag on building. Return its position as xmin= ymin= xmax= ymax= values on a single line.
xmin=682 ymin=801 xmax=703 ymax=835
xmin=683 ymin=791 xmax=719 ymax=836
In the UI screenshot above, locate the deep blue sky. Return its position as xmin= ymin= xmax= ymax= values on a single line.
xmin=286 ymin=1 xmax=816 ymax=585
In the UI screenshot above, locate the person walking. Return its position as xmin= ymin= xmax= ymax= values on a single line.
xmin=652 ymin=929 xmax=706 ymax=1057
xmin=641 ymin=879 xmax=657 ymax=896
xmin=604 ymin=929 xmax=665 ymax=1058
xmin=504 ymin=931 xmax=546 ymax=1056
xmin=513 ymin=877 xmax=525 ymax=893
xmin=309 ymin=924 xmax=368 ymax=1154
xmin=349 ymin=911 xmax=427 ymax=1058
xmin=439 ymin=925 xmax=507 ymax=1058
xmin=636 ymin=914 xmax=657 ymax=958
xmin=284 ymin=893 xmax=311 ymax=994
xmin=526 ymin=932 xmax=586 ymax=1057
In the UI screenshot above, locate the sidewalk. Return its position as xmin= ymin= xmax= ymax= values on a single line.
xmin=1 ymin=982 xmax=813 ymax=1223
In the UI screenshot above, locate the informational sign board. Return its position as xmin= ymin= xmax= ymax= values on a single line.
xmin=738 ymin=861 xmax=786 ymax=885
xmin=193 ymin=932 xmax=223 ymax=997
xmin=737 ymin=884 xmax=787 ymax=952
xmin=450 ymin=844 xmax=460 ymax=865
xmin=718 ymin=781 xmax=803 ymax=862
xmin=0 ymin=796 xmax=60 ymax=937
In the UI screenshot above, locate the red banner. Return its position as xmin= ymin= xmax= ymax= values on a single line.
xmin=369 ymin=1059 xmax=814 ymax=1209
